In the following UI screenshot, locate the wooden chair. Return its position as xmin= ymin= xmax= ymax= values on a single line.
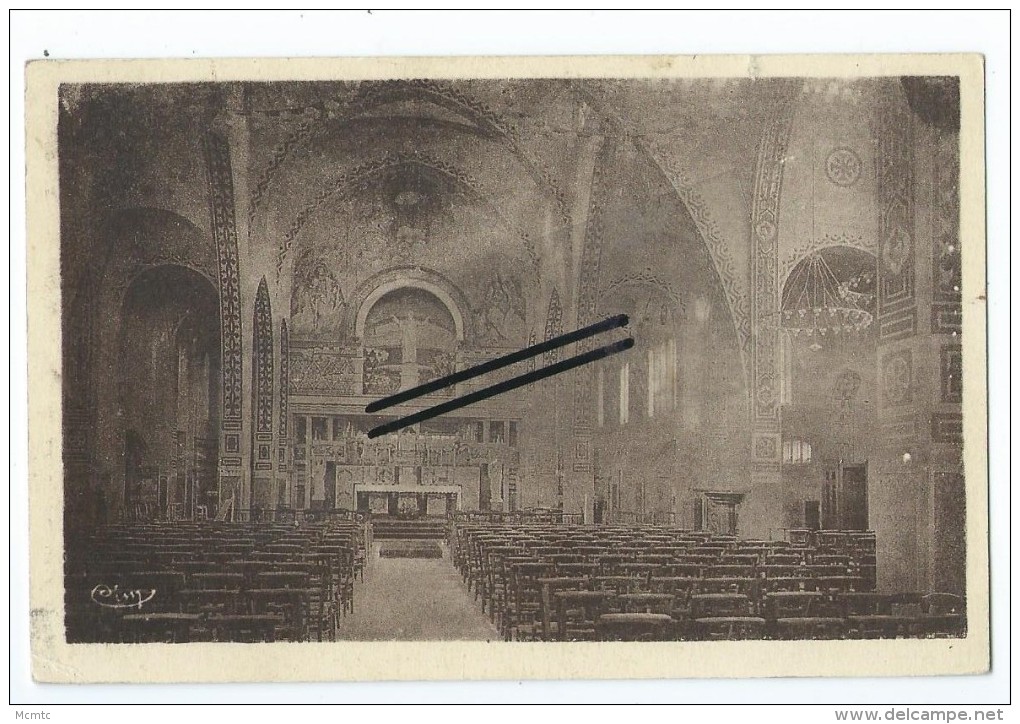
xmin=189 ymin=572 xmax=246 ymax=590
xmin=649 ymin=576 xmax=699 ymax=619
xmin=506 ymin=561 xmax=554 ymax=641
xmin=720 ymin=554 xmax=760 ymax=568
xmin=248 ymin=588 xmax=314 ymax=641
xmin=555 ymin=590 xmax=616 ymax=641
xmin=764 ymin=592 xmax=846 ymax=640
xmin=698 ymin=577 xmax=758 ymax=597
xmin=841 ymin=592 xmax=888 ymax=616
xmin=763 ymin=576 xmax=813 ymax=593
xmin=119 ymin=612 xmax=204 ymax=643
xmin=596 ymin=613 xmax=674 ymax=641
xmin=765 ymin=553 xmax=802 ymax=566
xmin=177 ymin=588 xmax=244 ymax=616
xmin=591 ymin=576 xmax=645 ymax=595
xmin=617 ymin=562 xmax=659 ymax=588
xmin=616 ymin=592 xmax=674 ymax=615
xmin=207 ymin=613 xmax=279 ymax=642
xmin=708 ymin=564 xmax=755 ymax=579
xmin=688 ymin=593 xmax=765 ymax=641
xmin=556 ymin=562 xmax=599 ymax=579
xmin=668 ymin=562 xmax=704 ymax=578
xmin=788 ymin=529 xmax=813 ymax=547
xmin=846 ymin=613 xmax=923 ymax=639
xmin=921 ymin=593 xmax=966 ymax=637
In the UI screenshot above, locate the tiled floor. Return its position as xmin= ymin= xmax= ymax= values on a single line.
xmin=335 ymin=542 xmax=499 ymax=641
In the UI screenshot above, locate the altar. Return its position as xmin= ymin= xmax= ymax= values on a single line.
xmin=355 ymin=484 xmax=461 ymax=517
xmin=289 ymin=412 xmax=520 ymax=514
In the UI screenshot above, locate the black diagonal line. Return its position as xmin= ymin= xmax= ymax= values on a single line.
xmin=367 ymin=337 xmax=634 ymax=439
xmin=364 ymin=313 xmax=629 ymax=413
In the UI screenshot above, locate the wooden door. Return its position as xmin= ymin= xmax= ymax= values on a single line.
xmin=324 ymin=462 xmax=336 ymax=510
xmin=479 ymin=463 xmax=491 ymax=511
xmin=821 ymin=469 xmax=838 ymax=529
xmin=840 ymin=463 xmax=868 ymax=531
xmin=804 ymin=500 xmax=821 ymax=530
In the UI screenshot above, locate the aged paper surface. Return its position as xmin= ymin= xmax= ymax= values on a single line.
xmin=27 ymin=54 xmax=987 ymax=682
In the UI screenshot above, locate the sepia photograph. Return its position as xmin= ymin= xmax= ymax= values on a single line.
xmin=24 ymin=51 xmax=988 ymax=684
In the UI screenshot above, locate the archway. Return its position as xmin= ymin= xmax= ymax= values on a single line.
xmin=118 ymin=265 xmax=220 ymax=520
xmin=780 ymin=246 xmax=877 ymax=530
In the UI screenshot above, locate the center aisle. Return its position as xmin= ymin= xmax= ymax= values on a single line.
xmin=335 ymin=541 xmax=500 ymax=641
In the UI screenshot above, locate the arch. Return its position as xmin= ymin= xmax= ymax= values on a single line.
xmin=599 ymin=273 xmax=685 ymax=321
xmin=99 ymin=207 xmax=218 ymax=291
xmin=249 ymin=80 xmax=570 ymax=227
xmin=781 ymin=245 xmax=878 ymax=300
xmin=117 ymin=261 xmax=218 ymax=311
xmin=116 ymin=264 xmax=221 ymax=518
xmin=90 ymin=206 xmax=225 ymax=512
xmin=569 ymin=82 xmax=750 ymax=380
xmin=351 ymin=269 xmax=468 ymax=342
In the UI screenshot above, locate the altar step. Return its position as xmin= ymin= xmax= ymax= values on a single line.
xmin=371 ymin=518 xmax=448 ymax=540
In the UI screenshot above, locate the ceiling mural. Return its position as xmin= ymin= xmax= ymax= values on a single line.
xmin=286 ymin=159 xmax=535 ymax=344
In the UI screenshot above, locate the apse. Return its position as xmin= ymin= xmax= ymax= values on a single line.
xmin=118 ymin=264 xmax=220 ymax=520
xmin=362 ymin=286 xmax=459 ymax=394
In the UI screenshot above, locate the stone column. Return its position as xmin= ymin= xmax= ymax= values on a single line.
xmin=567 ymin=127 xmax=613 ymax=515
xmin=276 ymin=319 xmax=290 ymax=508
xmin=871 ymin=80 xmax=964 ymax=594
xmin=203 ymin=126 xmax=246 ymax=519
xmin=747 ymin=83 xmax=799 ymax=539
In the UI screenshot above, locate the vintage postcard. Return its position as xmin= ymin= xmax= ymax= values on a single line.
xmin=26 ymin=54 xmax=987 ymax=682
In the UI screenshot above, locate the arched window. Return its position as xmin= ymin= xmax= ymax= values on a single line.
xmin=597 ymin=368 xmax=605 ymax=427
xmin=647 ymin=339 xmax=677 ymax=418
xmin=783 ymin=439 xmax=813 ymax=464
xmin=600 ymin=284 xmax=680 ymax=425
xmin=619 ymin=361 xmax=630 ymax=425
xmin=362 ymin=287 xmax=458 ymax=394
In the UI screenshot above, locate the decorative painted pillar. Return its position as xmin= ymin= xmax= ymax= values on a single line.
xmin=870 ymin=79 xmax=964 ymax=595
xmin=202 ymin=129 xmax=245 ymax=517
xmin=301 ymin=414 xmax=313 ymax=510
xmin=747 ymin=82 xmax=800 ymax=539
xmin=569 ymin=132 xmax=615 ymax=512
xmin=250 ymin=277 xmax=275 ymax=516
xmin=925 ymin=114 xmax=965 ymax=597
xmin=870 ymin=81 xmax=923 ymax=592
xmin=277 ymin=319 xmax=290 ymax=508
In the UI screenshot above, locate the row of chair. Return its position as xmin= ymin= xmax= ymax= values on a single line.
xmin=65 ymin=520 xmax=367 ymax=643
xmin=450 ymin=524 xmax=962 ymax=641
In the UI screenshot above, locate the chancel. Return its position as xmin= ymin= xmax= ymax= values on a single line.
xmin=59 ymin=75 xmax=966 ymax=644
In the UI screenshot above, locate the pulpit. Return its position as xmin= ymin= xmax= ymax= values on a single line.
xmin=697 ymin=491 xmax=745 ymax=535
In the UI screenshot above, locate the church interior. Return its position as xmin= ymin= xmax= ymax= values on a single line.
xmin=60 ymin=76 xmax=966 ymax=643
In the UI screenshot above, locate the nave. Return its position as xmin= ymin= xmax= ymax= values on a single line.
xmin=58 ymin=77 xmax=968 ymax=645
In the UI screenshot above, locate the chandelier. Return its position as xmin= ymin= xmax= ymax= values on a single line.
xmin=781 ymin=251 xmax=874 ymax=351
